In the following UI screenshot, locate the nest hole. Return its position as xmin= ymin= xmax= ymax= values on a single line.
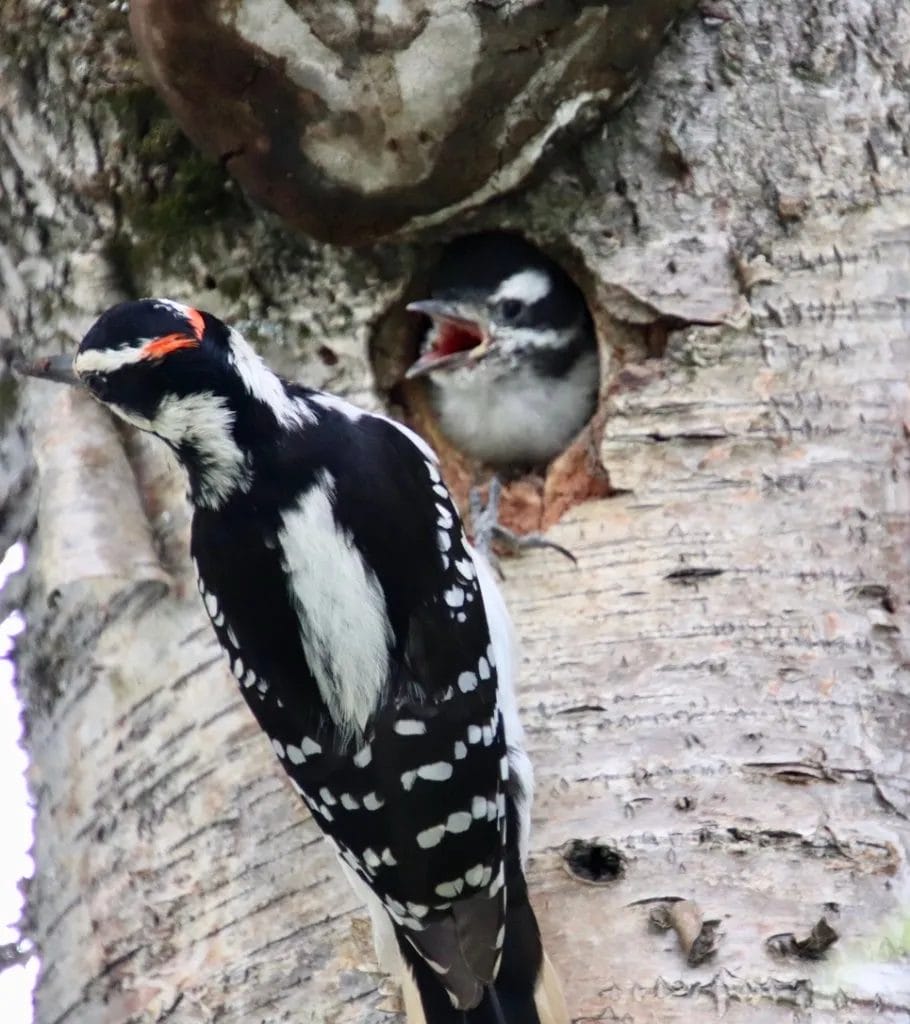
xmin=368 ymin=230 xmax=613 ymax=536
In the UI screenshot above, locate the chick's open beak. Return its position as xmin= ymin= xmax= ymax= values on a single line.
xmin=405 ymin=299 xmax=491 ymax=380
xmin=17 ymin=353 xmax=80 ymax=386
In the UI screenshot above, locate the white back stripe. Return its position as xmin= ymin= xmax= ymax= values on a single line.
xmin=278 ymin=470 xmax=392 ymax=739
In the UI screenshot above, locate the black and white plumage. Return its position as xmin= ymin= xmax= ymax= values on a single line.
xmin=406 ymin=232 xmax=599 ymax=471
xmin=35 ymin=299 xmax=567 ymax=1024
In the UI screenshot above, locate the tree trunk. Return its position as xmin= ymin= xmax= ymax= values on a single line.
xmin=2 ymin=3 xmax=909 ymax=1024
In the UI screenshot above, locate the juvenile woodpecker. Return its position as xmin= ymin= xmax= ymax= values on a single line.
xmin=26 ymin=300 xmax=568 ymax=1024
xmin=406 ymin=233 xmax=599 ymax=469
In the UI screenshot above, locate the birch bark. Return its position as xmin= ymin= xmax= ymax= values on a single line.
xmin=0 ymin=3 xmax=908 ymax=1023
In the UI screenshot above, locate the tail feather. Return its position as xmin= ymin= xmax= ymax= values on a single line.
xmin=398 ymin=869 xmax=568 ymax=1024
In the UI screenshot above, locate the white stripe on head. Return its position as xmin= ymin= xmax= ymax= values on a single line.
xmin=492 ymin=268 xmax=551 ymax=305
xmin=278 ymin=470 xmax=393 ymax=740
xmin=226 ymin=327 xmax=313 ymax=428
xmin=75 ymin=341 xmax=151 ymax=374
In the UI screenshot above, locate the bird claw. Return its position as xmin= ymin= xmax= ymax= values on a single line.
xmin=491 ymin=524 xmax=577 ymax=565
xmin=469 ymin=477 xmax=577 ymax=575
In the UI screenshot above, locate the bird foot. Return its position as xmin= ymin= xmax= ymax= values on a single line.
xmin=469 ymin=477 xmax=577 ymax=575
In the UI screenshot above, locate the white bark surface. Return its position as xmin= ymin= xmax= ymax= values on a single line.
xmin=0 ymin=2 xmax=908 ymax=1023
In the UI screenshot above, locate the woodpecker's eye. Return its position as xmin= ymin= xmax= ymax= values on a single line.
xmin=498 ymin=298 xmax=524 ymax=323
xmin=82 ymin=371 xmax=109 ymax=399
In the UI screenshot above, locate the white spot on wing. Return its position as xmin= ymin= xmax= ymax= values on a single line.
xmin=454 ymin=557 xmax=475 ymax=580
xmin=457 ymin=671 xmax=477 ymax=693
xmin=353 ymin=744 xmax=372 ymax=767
xmin=489 ymin=862 xmax=505 ymax=897
xmin=464 ymin=864 xmax=485 ymax=887
xmin=435 ymin=878 xmax=464 ymax=899
xmin=417 ymin=761 xmax=453 ymax=782
xmin=395 ymin=719 xmax=427 ymax=736
xmin=417 ymin=825 xmax=446 ymax=849
xmin=446 ymin=811 xmax=472 ymax=834
xmin=363 ymin=791 xmax=384 ymax=811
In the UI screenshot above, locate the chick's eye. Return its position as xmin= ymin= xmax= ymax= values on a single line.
xmin=498 ymin=298 xmax=523 ymax=322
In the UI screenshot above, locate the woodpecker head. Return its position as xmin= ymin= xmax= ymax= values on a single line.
xmin=405 ymin=233 xmax=595 ymax=382
xmin=24 ymin=298 xmax=302 ymax=508
xmin=61 ymin=299 xmax=217 ymax=416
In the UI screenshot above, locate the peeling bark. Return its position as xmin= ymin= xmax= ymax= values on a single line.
xmin=1 ymin=2 xmax=909 ymax=1024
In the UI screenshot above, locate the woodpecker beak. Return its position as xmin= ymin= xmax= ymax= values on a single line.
xmin=16 ymin=353 xmax=81 ymax=387
xmin=405 ymin=299 xmax=491 ymax=379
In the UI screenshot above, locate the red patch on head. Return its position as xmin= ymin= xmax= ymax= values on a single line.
xmin=186 ymin=307 xmax=205 ymax=340
xmin=141 ymin=333 xmax=200 ymax=360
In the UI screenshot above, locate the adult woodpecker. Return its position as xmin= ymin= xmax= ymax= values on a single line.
xmin=406 ymin=233 xmax=599 ymax=555
xmin=24 ymin=299 xmax=568 ymax=1024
